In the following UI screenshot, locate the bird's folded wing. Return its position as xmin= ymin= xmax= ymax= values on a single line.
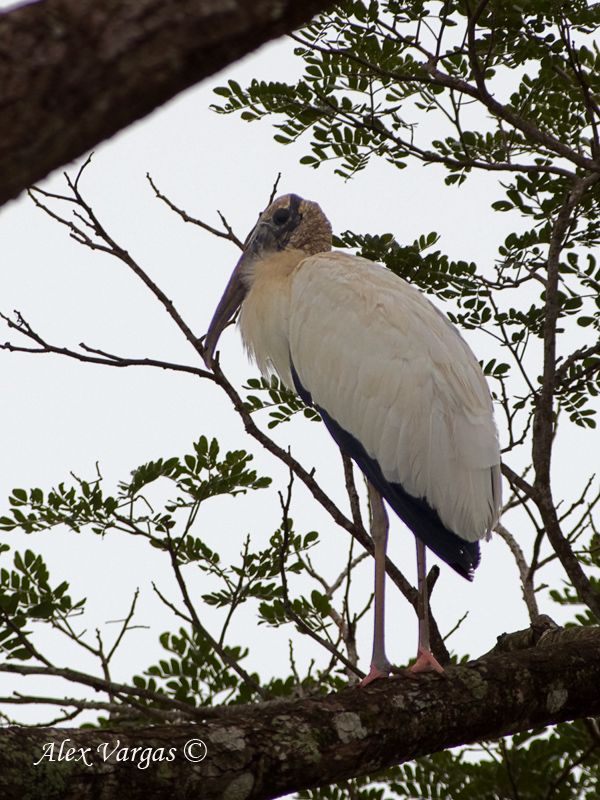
xmin=289 ymin=253 xmax=501 ymax=542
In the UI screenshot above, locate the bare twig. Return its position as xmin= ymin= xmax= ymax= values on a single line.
xmin=0 ymin=311 xmax=212 ymax=379
xmin=29 ymin=166 xmax=203 ymax=356
xmin=0 ymin=663 xmax=199 ymax=718
xmin=496 ymin=523 xmax=539 ymax=623
xmin=160 ymin=531 xmax=273 ymax=700
xmin=277 ymin=471 xmax=365 ymax=680
xmin=147 ymin=174 xmax=244 ymax=250
xmin=341 ymin=452 xmax=364 ymax=529
xmin=268 ymin=173 xmax=283 ymax=205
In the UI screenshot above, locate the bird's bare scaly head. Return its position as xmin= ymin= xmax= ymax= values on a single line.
xmin=245 ymin=194 xmax=332 ymax=258
xmin=203 ymin=194 xmax=332 ymax=367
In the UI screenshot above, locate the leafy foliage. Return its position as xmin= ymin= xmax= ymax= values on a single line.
xmin=0 ymin=548 xmax=84 ymax=661
xmin=0 ymin=435 xmax=362 ymax=725
xmin=0 ymin=436 xmax=271 ymax=540
xmin=371 ymin=721 xmax=600 ymax=800
xmin=244 ymin=375 xmax=321 ymax=427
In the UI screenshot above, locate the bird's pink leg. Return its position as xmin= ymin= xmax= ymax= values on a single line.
xmin=360 ymin=484 xmax=393 ymax=687
xmin=409 ymin=539 xmax=444 ymax=675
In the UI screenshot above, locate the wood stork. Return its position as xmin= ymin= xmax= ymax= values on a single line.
xmin=204 ymin=193 xmax=502 ymax=685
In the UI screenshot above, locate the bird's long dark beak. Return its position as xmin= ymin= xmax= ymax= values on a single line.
xmin=204 ymin=211 xmax=287 ymax=369
xmin=203 ymin=254 xmax=249 ymax=369
xmin=203 ymin=217 xmax=282 ymax=369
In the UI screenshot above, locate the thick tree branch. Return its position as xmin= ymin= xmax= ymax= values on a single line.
xmin=531 ymin=175 xmax=600 ymax=621
xmin=0 ymin=0 xmax=335 ymax=207
xmin=1 ymin=627 xmax=599 ymax=800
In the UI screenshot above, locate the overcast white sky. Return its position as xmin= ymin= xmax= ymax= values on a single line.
xmin=1 ymin=3 xmax=596 ymax=725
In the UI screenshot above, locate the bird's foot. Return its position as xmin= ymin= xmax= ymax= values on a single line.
xmin=360 ymin=657 xmax=392 ymax=687
xmin=408 ymin=646 xmax=445 ymax=676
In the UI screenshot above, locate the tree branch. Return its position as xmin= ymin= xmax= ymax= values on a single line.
xmin=0 ymin=0 xmax=336 ymax=206
xmin=1 ymin=627 xmax=599 ymax=800
xmin=531 ymin=174 xmax=600 ymax=621
xmin=146 ymin=175 xmax=245 ymax=250
xmin=496 ymin=523 xmax=539 ymax=623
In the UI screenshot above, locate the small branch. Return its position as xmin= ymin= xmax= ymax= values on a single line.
xmin=544 ymin=735 xmax=599 ymax=800
xmin=147 ymin=174 xmax=244 ymax=250
xmin=0 ymin=692 xmax=181 ymax=727
xmin=0 ymin=312 xmax=212 ymax=378
xmin=501 ymin=463 xmax=537 ymax=501
xmin=0 ymin=663 xmax=200 ymax=718
xmin=29 ymin=168 xmax=203 ymax=357
xmin=341 ymin=452 xmax=364 ymax=529
xmin=292 ymin=30 xmax=581 ymax=179
xmin=162 ymin=530 xmax=272 ymax=700
xmin=496 ymin=523 xmax=539 ymax=623
xmin=555 ymin=342 xmax=600 ymax=388
xmin=533 ymin=180 xmax=586 ymax=487
xmin=299 ymin=544 xmax=368 ymax=679
xmin=218 ymin=537 xmax=250 ymax=648
xmin=268 ymin=173 xmax=283 ymax=205
xmin=530 ymin=174 xmax=600 ymax=621
xmin=277 ymin=471 xmax=365 ymax=680
xmin=0 ymin=612 xmax=55 ymax=668
xmin=559 ymin=16 xmax=600 ymax=159
xmin=458 ymin=7 xmax=599 ymax=172
xmin=105 ymin=589 xmax=140 ymax=664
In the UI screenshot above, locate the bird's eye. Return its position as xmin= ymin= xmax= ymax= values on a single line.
xmin=273 ymin=208 xmax=291 ymax=226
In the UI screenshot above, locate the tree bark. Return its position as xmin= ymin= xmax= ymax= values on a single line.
xmin=1 ymin=627 xmax=599 ymax=800
xmin=0 ymin=0 xmax=335 ymax=208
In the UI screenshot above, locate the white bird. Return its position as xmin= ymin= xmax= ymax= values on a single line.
xmin=204 ymin=194 xmax=501 ymax=685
